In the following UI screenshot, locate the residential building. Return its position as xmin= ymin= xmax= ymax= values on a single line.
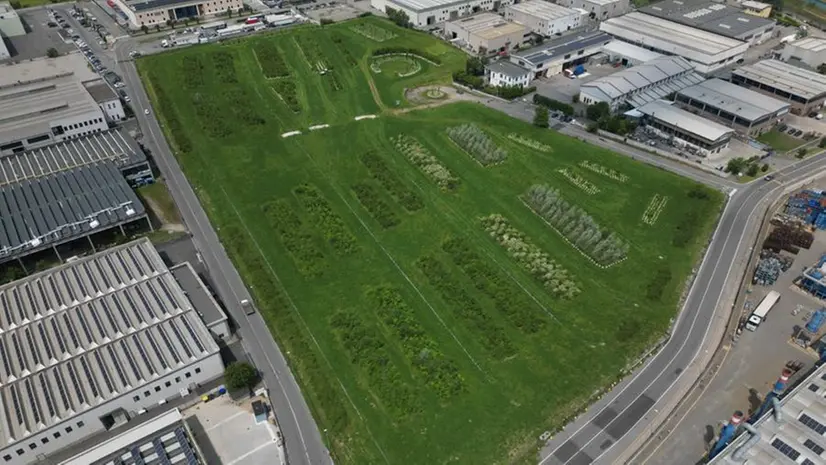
xmin=370 ymin=0 xmax=515 ymax=28
xmin=485 ymin=60 xmax=532 ymax=88
xmin=504 ymin=1 xmax=585 ymax=37
xmin=112 ymin=0 xmax=243 ymax=30
xmin=635 ymin=100 xmax=734 ymax=156
xmin=601 ymin=40 xmax=662 ymax=66
xmin=638 ymin=0 xmax=775 ymax=45
xmin=740 ymin=0 xmax=772 ymax=18
xmin=0 ymin=2 xmax=24 ymax=38
xmin=444 ymin=12 xmax=531 ymax=55
xmin=579 ymin=55 xmax=702 ymax=109
xmin=599 ymin=12 xmax=749 ymax=75
xmin=84 ymin=81 xmax=126 ymax=123
xmin=0 ymin=238 xmax=224 ymax=465
xmin=509 ymin=30 xmax=612 ymax=78
xmin=779 ymin=37 xmax=826 ymax=70
xmin=732 ymin=59 xmax=826 ymax=115
xmin=675 ymin=78 xmax=790 ymax=135
xmin=559 ymin=0 xmax=629 ymax=21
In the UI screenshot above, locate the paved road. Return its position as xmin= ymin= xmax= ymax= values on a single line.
xmin=113 ymin=42 xmax=331 ymax=465
xmin=538 ymin=153 xmax=826 ymax=465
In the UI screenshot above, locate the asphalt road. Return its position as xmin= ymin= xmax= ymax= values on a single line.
xmin=114 ymin=42 xmax=331 ymax=465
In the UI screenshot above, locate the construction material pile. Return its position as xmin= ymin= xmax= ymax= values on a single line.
xmin=785 ymin=189 xmax=826 ymax=228
xmin=764 ymin=223 xmax=814 ymax=254
xmin=753 ymin=250 xmax=794 ymax=285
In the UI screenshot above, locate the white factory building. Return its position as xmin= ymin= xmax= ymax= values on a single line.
xmin=558 ymin=0 xmax=629 ymax=21
xmin=504 ymin=0 xmax=585 ymax=37
xmin=0 ymin=239 xmax=225 ymax=465
xmin=638 ymin=0 xmax=776 ymax=45
xmin=599 ymin=12 xmax=749 ymax=74
xmin=779 ymin=37 xmax=826 ymax=70
xmin=601 ymin=40 xmax=662 ymax=67
xmin=371 ymin=0 xmax=514 ymax=28
xmin=509 ymin=30 xmax=612 ymax=78
xmin=112 ymin=0 xmax=243 ymax=29
xmin=633 ymin=100 xmax=734 ymax=156
xmin=485 ymin=60 xmax=532 ymax=88
xmin=444 ymin=13 xmax=531 ymax=55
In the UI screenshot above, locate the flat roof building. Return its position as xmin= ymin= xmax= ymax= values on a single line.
xmin=740 ymin=0 xmax=772 ymax=17
xmin=559 ymin=0 xmax=629 ymax=21
xmin=371 ymin=0 xmax=515 ymax=28
xmin=639 ymin=0 xmax=775 ymax=44
xmin=509 ymin=30 xmax=612 ymax=78
xmin=635 ymin=99 xmax=734 ymax=156
xmin=779 ymin=37 xmax=826 ymax=70
xmin=504 ymin=1 xmax=585 ymax=37
xmin=0 ymin=2 xmax=24 ymax=39
xmin=732 ymin=59 xmax=826 ymax=115
xmin=675 ymin=78 xmax=790 ymax=135
xmin=84 ymin=81 xmax=126 ymax=124
xmin=170 ymin=262 xmax=230 ymax=340
xmin=444 ymin=12 xmax=531 ymax=55
xmin=601 ymin=40 xmax=662 ymax=66
xmin=112 ymin=0 xmax=243 ymax=29
xmin=0 ymin=238 xmax=224 ymax=465
xmin=599 ymin=12 xmax=749 ymax=74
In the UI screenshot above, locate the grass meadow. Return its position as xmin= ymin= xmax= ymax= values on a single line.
xmin=138 ymin=17 xmax=724 ymax=465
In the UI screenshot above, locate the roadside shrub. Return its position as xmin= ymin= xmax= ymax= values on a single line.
xmin=646 ymin=266 xmax=672 ymax=301
xmin=359 ymin=151 xmax=423 ymax=212
xmin=293 ymin=184 xmax=357 ymax=254
xmin=533 ymin=94 xmax=574 ymax=115
xmin=352 ymin=182 xmax=400 ymax=228
xmin=149 ymin=74 xmax=192 ymax=153
xmin=262 ymin=199 xmax=327 ymax=277
xmin=673 ymin=187 xmax=717 ymax=247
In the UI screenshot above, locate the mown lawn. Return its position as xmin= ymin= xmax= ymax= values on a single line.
xmin=758 ymin=129 xmax=804 ymax=152
xmin=138 ymin=16 xmax=723 ymax=465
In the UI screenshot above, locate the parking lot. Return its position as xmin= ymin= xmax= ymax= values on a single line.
xmin=534 ymin=62 xmax=619 ymax=103
xmin=4 ymin=7 xmax=74 ymax=61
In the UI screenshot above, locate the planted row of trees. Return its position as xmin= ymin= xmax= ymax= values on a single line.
xmin=417 ymin=255 xmax=514 ymax=359
xmin=481 ymin=214 xmax=580 ymax=299
xmin=442 ymin=237 xmax=546 ymax=334
xmin=272 ymin=79 xmax=301 ymax=113
xmin=642 ymin=194 xmax=668 ymax=226
xmin=359 ymin=152 xmax=423 ymax=212
xmin=524 ymin=185 xmax=629 ymax=267
xmin=253 ymin=43 xmax=290 ymax=78
xmin=329 ymin=310 xmax=420 ymax=417
xmin=508 ymin=134 xmax=551 ymax=153
xmin=350 ymin=23 xmax=397 ymax=42
xmin=211 ymin=51 xmax=238 ymax=84
xmin=366 ymin=286 xmax=466 ymax=401
xmin=352 ymin=182 xmax=400 ymax=228
xmin=262 ymin=200 xmax=326 ymax=277
xmin=446 ymin=124 xmax=508 ymax=166
xmin=293 ymin=184 xmax=357 ymax=254
xmin=579 ymin=161 xmax=628 ymax=183
xmin=557 ymin=168 xmax=600 ymax=195
xmin=181 ymin=55 xmax=205 ymax=88
xmin=392 ymin=134 xmax=459 ymax=191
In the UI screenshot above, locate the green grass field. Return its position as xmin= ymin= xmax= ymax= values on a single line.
xmin=758 ymin=129 xmax=805 ymax=152
xmin=138 ymin=17 xmax=724 ymax=465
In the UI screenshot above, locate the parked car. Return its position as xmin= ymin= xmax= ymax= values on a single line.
xmin=778 ymin=124 xmax=788 ymax=132
xmin=114 ymin=82 xmax=125 ymax=88
xmin=62 ymin=23 xmax=70 ymax=28
xmin=123 ymin=95 xmax=131 ymax=102
xmin=787 ymin=127 xmax=797 ymax=134
xmin=47 ymin=21 xmax=57 ymax=27
xmin=795 ymin=129 xmax=804 ymax=137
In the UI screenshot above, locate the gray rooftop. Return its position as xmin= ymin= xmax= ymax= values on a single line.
xmin=788 ymin=37 xmax=826 ymax=53
xmin=506 ymin=1 xmax=581 ymax=20
xmin=169 ymin=263 xmax=227 ymax=328
xmin=677 ymin=78 xmax=790 ymax=122
xmin=637 ymin=99 xmax=734 ymax=142
xmin=733 ymin=59 xmax=826 ymax=101
xmin=83 ymin=81 xmax=118 ymax=104
xmin=639 ymin=0 xmax=775 ymax=39
xmin=512 ymin=31 xmax=612 ymax=67
xmin=486 ymin=60 xmax=531 ymax=78
xmin=0 ymin=238 xmax=220 ymax=449
xmin=378 ymin=0 xmax=469 ymax=13
xmin=581 ymin=55 xmax=700 ymax=101
xmin=125 ymin=0 xmax=207 ymax=12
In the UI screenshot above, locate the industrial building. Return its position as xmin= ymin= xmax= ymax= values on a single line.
xmin=370 ymin=0 xmax=514 ymax=28
xmin=0 ymin=2 xmax=24 ymax=38
xmin=638 ymin=0 xmax=775 ymax=45
xmin=732 ymin=59 xmax=826 ymax=115
xmin=444 ymin=13 xmax=531 ymax=55
xmin=84 ymin=81 xmax=126 ymax=124
xmin=0 ymin=238 xmax=224 ymax=465
xmin=558 ymin=0 xmax=629 ymax=21
xmin=740 ymin=0 xmax=772 ymax=17
xmin=503 ymin=0 xmax=585 ymax=37
xmin=801 ymin=253 xmax=826 ymax=299
xmin=509 ymin=30 xmax=611 ymax=78
xmin=779 ymin=37 xmax=826 ymax=70
xmin=169 ymin=263 xmax=230 ymax=340
xmin=599 ymin=12 xmax=749 ymax=74
xmin=485 ymin=60 xmax=532 ymax=88
xmin=112 ymin=0 xmax=243 ymax=29
xmin=601 ymin=40 xmax=662 ymax=66
xmin=634 ymin=100 xmax=734 ymax=156
xmin=579 ymin=55 xmax=702 ymax=109
xmin=675 ymin=78 xmax=790 ymax=136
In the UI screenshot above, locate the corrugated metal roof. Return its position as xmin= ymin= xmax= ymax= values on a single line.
xmin=485 ymin=60 xmax=531 ymax=78
xmin=580 ymin=56 xmax=696 ymax=100
xmin=512 ymin=31 xmax=612 ymax=66
xmin=639 ymin=0 xmax=775 ymax=39
xmin=637 ymin=99 xmax=734 ymax=142
xmin=601 ymin=40 xmax=663 ymax=63
xmin=733 ymin=59 xmax=826 ymax=101
xmin=789 ymin=37 xmax=826 ymax=52
xmin=506 ymin=0 xmax=581 ymax=20
xmin=677 ymin=78 xmax=790 ymax=122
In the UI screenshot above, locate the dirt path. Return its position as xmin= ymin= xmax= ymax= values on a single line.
xmin=363 ymin=63 xmax=387 ymax=112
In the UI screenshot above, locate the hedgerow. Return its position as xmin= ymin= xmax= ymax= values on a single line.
xmin=253 ymin=42 xmax=290 ymax=78
xmin=359 ymin=152 xmax=424 ymax=212
xmin=149 ymin=74 xmax=192 ymax=152
xmin=293 ymin=184 xmax=357 ymax=254
xmin=211 ymin=50 xmax=239 ymax=84
xmin=181 ymin=55 xmax=205 ymax=88
xmin=372 ymin=47 xmax=441 ymax=65
xmin=261 ymin=199 xmax=326 ymax=277
xmin=272 ymin=79 xmax=301 ymax=113
xmin=391 ymin=134 xmax=459 ymax=191
xmin=352 ymin=182 xmax=400 ymax=228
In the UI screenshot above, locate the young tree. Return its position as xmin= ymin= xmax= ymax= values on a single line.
xmin=761 ymin=163 xmax=769 ymax=172
xmin=466 ymin=56 xmax=485 ymax=76
xmin=797 ymin=147 xmax=808 ymax=159
xmin=386 ymin=7 xmax=410 ymax=28
xmin=46 ymin=47 xmax=59 ymax=58
xmin=819 ymin=63 xmax=826 ymax=75
xmin=155 ymin=24 xmax=161 ymax=32
xmin=819 ymin=137 xmax=826 ymax=148
xmin=586 ymin=102 xmax=611 ymax=122
xmin=534 ymin=105 xmax=549 ymax=128
xmin=141 ymin=24 xmax=149 ymax=34
xmin=224 ymin=362 xmax=259 ymax=390
xmin=746 ymin=163 xmax=759 ymax=177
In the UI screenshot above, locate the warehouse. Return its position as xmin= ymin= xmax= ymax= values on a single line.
xmin=740 ymin=0 xmax=772 ymax=17
xmin=509 ymin=30 xmax=612 ymax=78
xmin=558 ymin=0 xmax=629 ymax=21
xmin=599 ymin=12 xmax=749 ymax=74
xmin=485 ymin=60 xmax=532 ymax=88
xmin=0 ymin=2 xmax=24 ymax=38
xmin=0 ymin=238 xmax=224 ymax=465
xmin=635 ymin=100 xmax=734 ymax=156
xmin=444 ymin=12 xmax=531 ymax=55
xmin=112 ymin=0 xmax=243 ymax=29
xmin=579 ymin=55 xmax=702 ymax=109
xmin=732 ymin=59 xmax=826 ymax=115
xmin=779 ymin=37 xmax=826 ymax=70
xmin=84 ymin=81 xmax=126 ymax=124
xmin=504 ymin=0 xmax=585 ymax=37
xmin=370 ymin=0 xmax=514 ymax=28
xmin=601 ymin=40 xmax=662 ymax=66
xmin=675 ymin=78 xmax=790 ymax=136
xmin=639 ymin=0 xmax=775 ymax=45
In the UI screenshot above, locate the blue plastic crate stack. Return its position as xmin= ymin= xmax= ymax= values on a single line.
xmin=785 ymin=190 xmax=826 ymax=229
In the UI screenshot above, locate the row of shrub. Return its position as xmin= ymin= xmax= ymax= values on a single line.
xmin=329 ymin=309 xmax=421 ymax=417
xmin=150 ymin=75 xmax=192 ymax=153
xmin=359 ymin=152 xmax=423 ymax=212
xmin=327 ymin=71 xmax=343 ymax=92
xmin=391 ymin=134 xmax=459 ymax=191
xmin=272 ymin=79 xmax=301 ymax=113
xmin=211 ymin=50 xmax=238 ymax=84
xmin=366 ymin=286 xmax=466 ymax=401
xmin=293 ymin=184 xmax=357 ymax=254
xmin=352 ymin=182 xmax=400 ymax=228
xmin=442 ymin=237 xmax=546 ymax=334
xmin=192 ymin=93 xmax=232 ymax=138
xmin=223 ymin=87 xmax=266 ymax=127
xmin=331 ymin=34 xmax=358 ymax=67
xmin=416 ymin=255 xmax=514 ymax=359
xmin=181 ymin=55 xmax=205 ymax=88
xmin=261 ymin=199 xmax=326 ymax=277
xmin=253 ymin=42 xmax=290 ymax=78
xmin=446 ymin=124 xmax=508 ymax=166
xmin=371 ymin=47 xmax=441 ymax=65
xmin=533 ymin=94 xmax=574 ymax=116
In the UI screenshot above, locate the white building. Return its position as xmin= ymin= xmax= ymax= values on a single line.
xmin=485 ymin=60 xmax=532 ymax=88
xmin=779 ymin=37 xmax=826 ymax=70
xmin=601 ymin=40 xmax=662 ymax=66
xmin=0 ymin=238 xmax=224 ymax=465
xmin=599 ymin=12 xmax=749 ymax=74
xmin=634 ymin=100 xmax=734 ymax=156
xmin=444 ymin=13 xmax=531 ymax=55
xmin=371 ymin=0 xmax=515 ymax=28
xmin=0 ymin=2 xmax=24 ymax=38
xmin=84 ymin=81 xmax=125 ymax=124
xmin=509 ymin=30 xmax=612 ymax=78
xmin=504 ymin=0 xmax=585 ymax=37
xmin=112 ymin=0 xmax=243 ymax=30
xmin=559 ymin=0 xmax=629 ymax=21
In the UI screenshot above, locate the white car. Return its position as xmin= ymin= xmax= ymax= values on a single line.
xmin=144 ymin=109 xmax=150 ymax=115
xmin=124 ymin=95 xmax=131 ymax=102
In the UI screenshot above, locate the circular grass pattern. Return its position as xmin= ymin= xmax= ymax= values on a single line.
xmin=370 ymin=56 xmax=422 ymax=78
xmin=424 ymin=88 xmax=447 ymax=100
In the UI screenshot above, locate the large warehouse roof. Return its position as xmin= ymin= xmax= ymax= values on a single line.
xmin=637 ymin=100 xmax=734 ymax=142
xmin=0 ymin=239 xmax=220 ymax=449
xmin=733 ymin=59 xmax=826 ymax=100
xmin=602 ymin=40 xmax=663 ymax=63
xmin=512 ymin=31 xmax=612 ymax=67
xmin=639 ymin=0 xmax=774 ymax=39
xmin=448 ymin=13 xmax=527 ymax=39
xmin=677 ymin=78 xmax=790 ymax=122
xmin=507 ymin=0 xmax=580 ymax=20
xmin=385 ymin=0 xmax=473 ymax=13
xmin=581 ymin=56 xmax=702 ymax=105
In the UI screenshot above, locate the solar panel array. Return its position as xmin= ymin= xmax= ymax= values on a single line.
xmin=98 ymin=426 xmax=200 ymax=465
xmin=0 ymin=239 xmax=218 ymax=448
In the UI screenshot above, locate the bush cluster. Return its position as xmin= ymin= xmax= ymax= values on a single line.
xmin=371 ymin=47 xmax=441 ymax=65
xmin=446 ymin=124 xmax=507 ymax=166
xmin=579 ymin=161 xmax=628 ymax=183
xmin=352 ymin=182 xmax=400 ymax=228
xmin=150 ymin=75 xmax=192 ymax=153
xmin=366 ymin=286 xmax=466 ymax=400
xmin=392 ymin=135 xmax=459 ymax=191
xmin=417 ymin=255 xmax=514 ymax=359
xmin=329 ymin=310 xmax=420 ymax=416
xmin=442 ymin=237 xmax=546 ymax=334
xmin=646 ymin=266 xmax=672 ymax=301
xmin=359 ymin=152 xmax=423 ymax=212
xmin=181 ymin=55 xmax=205 ymax=88
xmin=253 ymin=43 xmax=290 ymax=78
xmin=533 ymin=94 xmax=574 ymax=115
xmin=272 ymin=79 xmax=301 ymax=113
xmin=481 ymin=214 xmax=580 ymax=299
xmin=192 ymin=93 xmax=232 ymax=138
xmin=261 ymin=200 xmax=326 ymax=277
xmin=293 ymin=184 xmax=357 ymax=254
xmin=211 ymin=50 xmax=239 ymax=84
xmin=524 ymin=185 xmax=629 ymax=266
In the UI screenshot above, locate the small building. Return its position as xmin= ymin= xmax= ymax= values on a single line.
xmin=170 ymin=262 xmax=231 ymax=340
xmin=444 ymin=12 xmax=531 ymax=55
xmin=801 ymin=253 xmax=826 ymax=299
xmin=635 ymin=100 xmax=734 ymax=156
xmin=485 ymin=60 xmax=532 ymax=88
xmin=601 ymin=40 xmax=662 ymax=66
xmin=509 ymin=30 xmax=612 ymax=78
xmin=84 ymin=81 xmax=126 ymax=123
xmin=370 ymin=0 xmax=515 ymax=28
xmin=504 ymin=0 xmax=585 ymax=37
xmin=732 ymin=59 xmax=826 ymax=115
xmin=599 ymin=12 xmax=749 ymax=75
xmin=559 ymin=0 xmax=629 ymax=21
xmin=638 ymin=0 xmax=775 ymax=45
xmin=779 ymin=37 xmax=826 ymax=70
xmin=112 ymin=0 xmax=243 ymax=30
xmin=675 ymin=78 xmax=790 ymax=136
xmin=740 ymin=0 xmax=772 ymax=18
xmin=0 ymin=1 xmax=24 ymax=38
